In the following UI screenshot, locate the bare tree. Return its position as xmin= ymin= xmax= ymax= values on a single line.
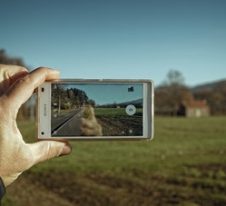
xmin=156 ymin=69 xmax=193 ymax=116
xmin=165 ymin=69 xmax=185 ymax=86
xmin=0 ymin=49 xmax=25 ymax=66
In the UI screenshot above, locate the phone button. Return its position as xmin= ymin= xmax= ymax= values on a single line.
xmin=126 ymin=104 xmax=136 ymax=116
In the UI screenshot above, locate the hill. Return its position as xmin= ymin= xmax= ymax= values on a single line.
xmin=155 ymin=78 xmax=226 ymax=115
xmin=99 ymin=98 xmax=143 ymax=108
xmin=191 ymin=79 xmax=226 ymax=93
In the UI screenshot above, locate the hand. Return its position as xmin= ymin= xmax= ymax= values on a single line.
xmin=0 ymin=65 xmax=71 ymax=187
xmin=80 ymin=105 xmax=103 ymax=136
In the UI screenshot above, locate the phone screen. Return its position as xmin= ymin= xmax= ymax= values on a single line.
xmin=51 ymin=83 xmax=143 ymax=137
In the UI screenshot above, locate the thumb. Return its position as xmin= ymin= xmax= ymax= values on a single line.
xmin=28 ymin=141 xmax=71 ymax=165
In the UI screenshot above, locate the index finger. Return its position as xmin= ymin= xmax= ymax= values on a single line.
xmin=5 ymin=67 xmax=60 ymax=112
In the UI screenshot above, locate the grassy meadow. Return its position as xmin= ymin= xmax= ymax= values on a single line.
xmin=2 ymin=116 xmax=226 ymax=206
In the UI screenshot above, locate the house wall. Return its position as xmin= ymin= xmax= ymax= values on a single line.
xmin=186 ymin=107 xmax=210 ymax=117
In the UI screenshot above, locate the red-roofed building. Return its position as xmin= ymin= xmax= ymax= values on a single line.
xmin=177 ymin=99 xmax=210 ymax=117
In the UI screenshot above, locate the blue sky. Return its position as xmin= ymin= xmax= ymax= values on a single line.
xmin=63 ymin=84 xmax=143 ymax=105
xmin=0 ymin=0 xmax=226 ymax=86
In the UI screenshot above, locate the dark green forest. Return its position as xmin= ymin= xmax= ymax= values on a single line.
xmin=52 ymin=85 xmax=93 ymax=111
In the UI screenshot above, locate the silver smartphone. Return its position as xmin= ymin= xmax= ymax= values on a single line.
xmin=37 ymin=79 xmax=154 ymax=140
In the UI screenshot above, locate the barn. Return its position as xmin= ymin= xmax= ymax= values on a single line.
xmin=177 ymin=100 xmax=210 ymax=117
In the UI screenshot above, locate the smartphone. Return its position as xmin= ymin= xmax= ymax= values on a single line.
xmin=37 ymin=79 xmax=154 ymax=140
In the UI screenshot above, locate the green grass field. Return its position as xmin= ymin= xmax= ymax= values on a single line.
xmin=95 ymin=107 xmax=142 ymax=117
xmin=2 ymin=117 xmax=226 ymax=206
xmin=94 ymin=107 xmax=143 ymax=136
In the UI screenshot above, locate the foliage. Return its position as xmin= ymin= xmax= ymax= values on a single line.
xmin=155 ymin=85 xmax=193 ymax=114
xmin=52 ymin=85 xmax=93 ymax=112
xmin=194 ymin=81 xmax=226 ymax=115
xmin=164 ymin=69 xmax=185 ymax=86
xmin=156 ymin=69 xmax=226 ymax=115
xmin=0 ymin=49 xmax=25 ymax=66
xmin=0 ymin=49 xmax=30 ymax=120
xmin=156 ymin=70 xmax=193 ymax=115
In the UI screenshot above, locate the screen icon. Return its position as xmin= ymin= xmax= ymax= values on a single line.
xmin=128 ymin=86 xmax=134 ymax=92
xmin=126 ymin=104 xmax=136 ymax=116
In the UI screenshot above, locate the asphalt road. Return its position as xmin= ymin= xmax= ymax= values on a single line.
xmin=52 ymin=109 xmax=83 ymax=136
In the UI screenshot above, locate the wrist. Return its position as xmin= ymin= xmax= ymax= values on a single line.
xmin=0 ymin=176 xmax=6 ymax=199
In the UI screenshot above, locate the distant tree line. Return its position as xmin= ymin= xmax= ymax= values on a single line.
xmin=155 ymin=70 xmax=193 ymax=115
xmin=0 ymin=49 xmax=25 ymax=65
xmin=193 ymin=82 xmax=226 ymax=115
xmin=155 ymin=70 xmax=226 ymax=115
xmin=52 ymin=85 xmax=96 ymax=112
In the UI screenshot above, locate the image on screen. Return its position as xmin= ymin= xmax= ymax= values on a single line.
xmin=51 ymin=83 xmax=143 ymax=137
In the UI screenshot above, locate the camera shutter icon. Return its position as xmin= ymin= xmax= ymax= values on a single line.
xmin=126 ymin=104 xmax=136 ymax=116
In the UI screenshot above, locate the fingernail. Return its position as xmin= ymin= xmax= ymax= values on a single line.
xmin=61 ymin=144 xmax=72 ymax=155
